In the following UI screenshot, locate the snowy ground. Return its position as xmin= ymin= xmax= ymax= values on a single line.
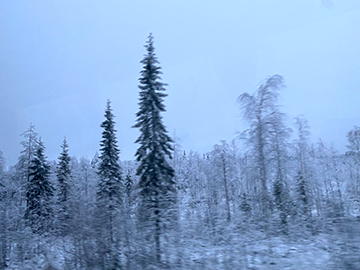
xmin=180 ymin=218 xmax=360 ymax=270
xmin=6 ymin=218 xmax=360 ymax=270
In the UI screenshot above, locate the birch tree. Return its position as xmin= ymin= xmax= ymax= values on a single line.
xmin=238 ymin=74 xmax=284 ymax=218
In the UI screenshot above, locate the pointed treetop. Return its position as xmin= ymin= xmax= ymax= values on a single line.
xmin=145 ymin=33 xmax=154 ymax=53
xmin=103 ymin=99 xmax=115 ymax=121
xmin=36 ymin=138 xmax=46 ymax=156
xmin=61 ymin=137 xmax=69 ymax=150
xmin=147 ymin=33 xmax=153 ymax=44
xmin=106 ymin=99 xmax=111 ymax=110
xmin=98 ymin=98 xmax=121 ymax=171
xmin=58 ymin=137 xmax=71 ymax=166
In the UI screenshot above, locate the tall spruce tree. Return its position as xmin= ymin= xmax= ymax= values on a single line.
xmin=56 ymin=138 xmax=71 ymax=235
xmin=96 ymin=100 xmax=123 ymax=269
xmin=133 ymin=34 xmax=176 ymax=265
xmin=24 ymin=139 xmax=54 ymax=235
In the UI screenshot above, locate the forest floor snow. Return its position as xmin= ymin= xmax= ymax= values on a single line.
xmin=182 ymin=219 xmax=360 ymax=270
xmin=6 ymin=219 xmax=360 ymax=269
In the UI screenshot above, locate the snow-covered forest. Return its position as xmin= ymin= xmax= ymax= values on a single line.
xmin=1 ymin=35 xmax=360 ymax=270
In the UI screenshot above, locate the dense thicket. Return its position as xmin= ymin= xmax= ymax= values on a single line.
xmin=0 ymin=41 xmax=359 ymax=269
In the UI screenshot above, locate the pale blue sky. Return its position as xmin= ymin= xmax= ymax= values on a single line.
xmin=1 ymin=0 xmax=360 ymax=167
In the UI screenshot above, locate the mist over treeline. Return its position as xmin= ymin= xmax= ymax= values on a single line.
xmin=1 ymin=37 xmax=360 ymax=270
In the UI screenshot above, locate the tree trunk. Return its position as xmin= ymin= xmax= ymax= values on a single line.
xmin=155 ymin=211 xmax=161 ymax=265
xmin=222 ymin=156 xmax=231 ymax=221
xmin=257 ymin=123 xmax=268 ymax=217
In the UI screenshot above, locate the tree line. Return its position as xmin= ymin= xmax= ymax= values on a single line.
xmin=1 ymin=34 xmax=360 ymax=269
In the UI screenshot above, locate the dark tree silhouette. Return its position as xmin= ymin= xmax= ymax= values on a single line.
xmin=56 ymin=138 xmax=71 ymax=235
xmin=96 ymin=100 xmax=123 ymax=269
xmin=24 ymin=139 xmax=54 ymax=235
xmin=133 ymin=34 xmax=177 ymax=265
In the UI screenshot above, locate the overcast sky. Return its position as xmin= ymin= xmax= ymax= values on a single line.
xmin=1 ymin=0 xmax=360 ymax=167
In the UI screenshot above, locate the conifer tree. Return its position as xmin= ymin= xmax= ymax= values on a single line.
xmin=273 ymin=179 xmax=288 ymax=231
xmin=124 ymin=172 xmax=133 ymax=269
xmin=96 ymin=100 xmax=123 ymax=268
xmin=56 ymin=138 xmax=71 ymax=235
xmin=125 ymin=172 xmax=133 ymax=206
xmin=295 ymin=171 xmax=309 ymax=217
xmin=24 ymin=139 xmax=54 ymax=235
xmin=293 ymin=116 xmax=312 ymax=218
xmin=240 ymin=193 xmax=252 ymax=217
xmin=133 ymin=34 xmax=176 ymax=265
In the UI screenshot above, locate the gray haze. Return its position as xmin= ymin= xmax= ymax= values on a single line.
xmin=1 ymin=0 xmax=360 ymax=167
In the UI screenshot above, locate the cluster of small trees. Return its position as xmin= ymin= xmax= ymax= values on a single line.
xmin=1 ymin=35 xmax=360 ymax=269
